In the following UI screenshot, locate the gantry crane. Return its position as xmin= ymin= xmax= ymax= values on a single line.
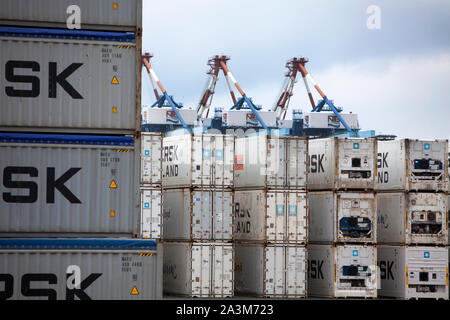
xmin=142 ymin=52 xmax=188 ymax=128
xmin=273 ymin=57 xmax=354 ymax=134
xmin=197 ymin=55 xmax=271 ymax=130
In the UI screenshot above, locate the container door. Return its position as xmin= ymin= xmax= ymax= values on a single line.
xmin=141 ymin=189 xmax=162 ymax=239
xmin=266 ymin=137 xmax=285 ymax=187
xmin=286 ymin=246 xmax=307 ymax=297
xmin=286 ymin=192 xmax=308 ymax=243
xmin=286 ymin=138 xmax=307 ymax=189
xmin=213 ymin=191 xmax=233 ymax=241
xmin=192 ymin=190 xmax=212 ymax=240
xmin=141 ymin=134 xmax=162 ymax=185
xmin=191 ymin=244 xmax=211 ymax=297
xmin=213 ymin=244 xmax=234 ymax=297
xmin=265 ymin=246 xmax=285 ymax=296
xmin=266 ymin=192 xmax=286 ymax=242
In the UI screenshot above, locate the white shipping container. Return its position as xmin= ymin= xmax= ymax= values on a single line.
xmin=162 ymin=188 xmax=233 ymax=241
xmin=378 ymin=246 xmax=448 ymax=300
xmin=308 ymin=137 xmax=377 ymax=190
xmin=234 ymin=135 xmax=308 ymax=189
xmin=0 ymin=0 xmax=142 ymax=32
xmin=162 ymin=133 xmax=234 ymax=188
xmin=376 ymin=139 xmax=448 ymax=192
xmin=0 ymin=133 xmax=139 ymax=237
xmin=163 ymin=242 xmax=233 ymax=298
xmin=0 ymin=28 xmax=138 ymax=134
xmin=377 ymin=192 xmax=448 ymax=246
xmin=142 ymin=107 xmax=197 ymax=126
xmin=140 ymin=188 xmax=162 ymax=239
xmin=234 ymin=190 xmax=308 ymax=243
xmin=235 ymin=244 xmax=307 ymax=298
xmin=304 ymin=112 xmax=359 ymax=130
xmin=308 ymin=244 xmax=378 ymax=298
xmin=141 ymin=133 xmax=162 ymax=185
xmin=309 ymin=191 xmax=377 ymax=244
xmin=222 ymin=110 xmax=277 ymax=128
xmin=0 ymin=238 xmax=162 ymax=300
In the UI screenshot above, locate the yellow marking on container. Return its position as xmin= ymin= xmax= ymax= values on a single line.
xmin=112 ymin=106 xmax=117 ymax=114
xmin=110 ymin=210 xmax=115 ymax=217
xmin=111 ymin=76 xmax=119 ymax=84
xmin=131 ymin=286 xmax=139 ymax=295
xmin=113 ymin=3 xmax=118 ymax=10
xmin=446 ymin=267 xmax=448 ymax=286
xmin=116 ymin=149 xmax=130 ymax=153
xmin=405 ymin=266 xmax=408 ymax=285
xmin=109 ymin=180 xmax=117 ymax=189
xmin=139 ymin=253 xmax=153 ymax=257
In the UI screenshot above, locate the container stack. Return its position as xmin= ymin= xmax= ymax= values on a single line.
xmin=233 ymin=134 xmax=308 ymax=298
xmin=0 ymin=0 xmax=163 ymax=300
xmin=307 ymin=137 xmax=378 ymax=298
xmin=376 ymin=139 xmax=449 ymax=300
xmin=161 ymin=131 xmax=235 ymax=298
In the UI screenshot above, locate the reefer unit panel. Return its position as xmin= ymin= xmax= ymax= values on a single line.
xmin=308 ymin=138 xmax=377 ymax=190
xmin=163 ymin=242 xmax=233 ymax=298
xmin=0 ymin=133 xmax=139 ymax=237
xmin=308 ymin=244 xmax=377 ymax=298
xmin=377 ymin=246 xmax=448 ymax=300
xmin=376 ymin=139 xmax=448 ymax=192
xmin=162 ymin=134 xmax=234 ymax=188
xmin=377 ymin=192 xmax=448 ymax=245
xmin=140 ymin=188 xmax=162 ymax=239
xmin=0 ymin=28 xmax=138 ymax=134
xmin=0 ymin=0 xmax=142 ymax=32
xmin=163 ymin=188 xmax=233 ymax=241
xmin=309 ymin=191 xmax=376 ymax=244
xmin=235 ymin=244 xmax=307 ymax=298
xmin=234 ymin=190 xmax=308 ymax=244
xmin=0 ymin=238 xmax=162 ymax=300
xmin=234 ymin=135 xmax=308 ymax=190
xmin=141 ymin=133 xmax=162 ymax=185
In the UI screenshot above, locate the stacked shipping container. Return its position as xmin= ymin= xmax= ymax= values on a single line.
xmin=0 ymin=0 xmax=163 ymax=300
xmin=161 ymin=132 xmax=235 ymax=297
xmin=307 ymin=137 xmax=378 ymax=298
xmin=376 ymin=139 xmax=449 ymax=299
xmin=233 ymin=135 xmax=309 ymax=298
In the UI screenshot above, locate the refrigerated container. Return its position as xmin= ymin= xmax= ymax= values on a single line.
xmin=222 ymin=110 xmax=277 ymax=128
xmin=235 ymin=243 xmax=307 ymax=298
xmin=140 ymin=187 xmax=162 ymax=239
xmin=162 ymin=188 xmax=233 ymax=241
xmin=377 ymin=192 xmax=448 ymax=245
xmin=141 ymin=132 xmax=162 ymax=186
xmin=307 ymin=244 xmax=377 ymax=298
xmin=0 ymin=0 xmax=142 ymax=32
xmin=234 ymin=135 xmax=308 ymax=190
xmin=309 ymin=191 xmax=376 ymax=244
xmin=377 ymin=245 xmax=448 ymax=300
xmin=308 ymin=137 xmax=377 ymax=190
xmin=162 ymin=133 xmax=234 ymax=188
xmin=0 ymin=133 xmax=140 ymax=237
xmin=163 ymin=242 xmax=233 ymax=298
xmin=0 ymin=238 xmax=162 ymax=300
xmin=234 ymin=190 xmax=308 ymax=244
xmin=0 ymin=27 xmax=140 ymax=134
xmin=376 ymin=139 xmax=448 ymax=192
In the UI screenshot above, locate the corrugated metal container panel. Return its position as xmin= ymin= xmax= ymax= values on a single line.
xmin=234 ymin=190 xmax=308 ymax=244
xmin=376 ymin=139 xmax=448 ymax=192
xmin=163 ymin=242 xmax=233 ymax=298
xmin=378 ymin=245 xmax=448 ymax=300
xmin=222 ymin=110 xmax=277 ymax=128
xmin=162 ymin=133 xmax=234 ymax=188
xmin=235 ymin=244 xmax=307 ymax=298
xmin=0 ymin=133 xmax=139 ymax=237
xmin=0 ymin=0 xmax=142 ymax=31
xmin=309 ymin=191 xmax=377 ymax=244
xmin=141 ymin=133 xmax=162 ymax=185
xmin=0 ymin=238 xmax=162 ymax=300
xmin=163 ymin=188 xmax=233 ymax=241
xmin=377 ymin=192 xmax=448 ymax=246
xmin=308 ymin=137 xmax=377 ymax=190
xmin=234 ymin=135 xmax=308 ymax=190
xmin=0 ymin=27 xmax=138 ymax=134
xmin=304 ymin=112 xmax=359 ymax=130
xmin=308 ymin=244 xmax=377 ymax=298
xmin=140 ymin=187 xmax=162 ymax=239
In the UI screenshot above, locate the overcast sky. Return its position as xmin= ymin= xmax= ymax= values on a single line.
xmin=142 ymin=0 xmax=450 ymax=139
